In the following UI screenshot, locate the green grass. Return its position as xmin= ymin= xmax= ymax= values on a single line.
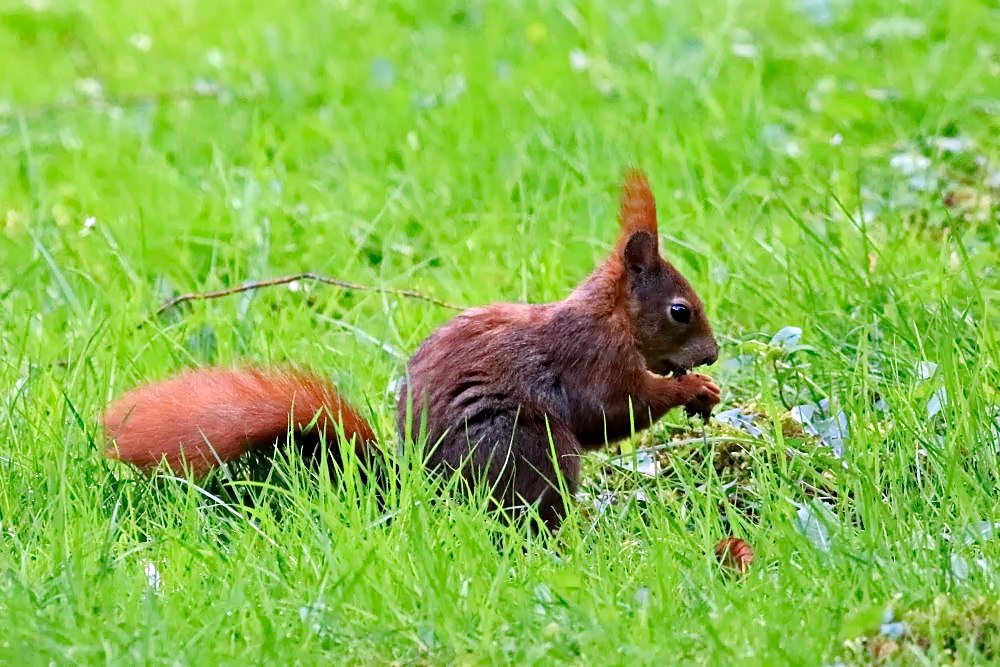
xmin=2 ymin=0 xmax=1000 ymax=663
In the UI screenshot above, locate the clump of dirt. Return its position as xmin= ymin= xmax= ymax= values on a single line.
xmin=576 ymin=402 xmax=843 ymax=530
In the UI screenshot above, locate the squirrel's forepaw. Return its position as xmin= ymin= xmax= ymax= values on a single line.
xmin=679 ymin=373 xmax=721 ymax=421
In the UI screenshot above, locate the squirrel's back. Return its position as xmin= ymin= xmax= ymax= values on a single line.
xmin=102 ymin=367 xmax=376 ymax=477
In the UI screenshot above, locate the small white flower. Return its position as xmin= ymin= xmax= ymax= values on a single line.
xmin=933 ymin=136 xmax=973 ymax=153
xmin=890 ymin=152 xmax=931 ymax=174
xmin=129 ymin=33 xmax=152 ymax=52
xmin=205 ymin=48 xmax=226 ymax=69
xmin=569 ymin=49 xmax=589 ymax=72
xmin=84 ymin=216 xmax=96 ymax=229
xmin=144 ymin=561 xmax=162 ymax=590
xmin=75 ymin=78 xmax=104 ymax=99
xmin=730 ymin=43 xmax=759 ymax=59
xmin=829 ymin=133 xmax=843 ymax=146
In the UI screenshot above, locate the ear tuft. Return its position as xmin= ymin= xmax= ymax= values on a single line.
xmin=623 ymin=231 xmax=658 ymax=277
xmin=619 ymin=168 xmax=658 ymax=238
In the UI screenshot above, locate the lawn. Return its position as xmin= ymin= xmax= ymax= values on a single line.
xmin=2 ymin=0 xmax=1000 ymax=663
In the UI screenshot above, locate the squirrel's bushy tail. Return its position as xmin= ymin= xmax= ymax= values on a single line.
xmin=102 ymin=367 xmax=377 ymax=478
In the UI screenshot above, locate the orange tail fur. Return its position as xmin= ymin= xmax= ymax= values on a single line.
xmin=102 ymin=367 xmax=377 ymax=478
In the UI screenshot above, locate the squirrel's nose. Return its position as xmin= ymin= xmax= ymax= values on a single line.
xmin=698 ymin=344 xmax=719 ymax=367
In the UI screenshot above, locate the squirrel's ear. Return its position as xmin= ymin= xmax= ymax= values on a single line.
xmin=623 ymin=231 xmax=658 ymax=277
xmin=619 ymin=168 xmax=658 ymax=239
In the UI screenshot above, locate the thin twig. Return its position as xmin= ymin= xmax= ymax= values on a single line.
xmin=156 ymin=272 xmax=464 ymax=316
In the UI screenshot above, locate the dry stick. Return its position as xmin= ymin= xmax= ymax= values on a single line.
xmin=156 ymin=272 xmax=464 ymax=316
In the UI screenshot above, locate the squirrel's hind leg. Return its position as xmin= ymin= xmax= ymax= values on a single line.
xmin=440 ymin=407 xmax=580 ymax=533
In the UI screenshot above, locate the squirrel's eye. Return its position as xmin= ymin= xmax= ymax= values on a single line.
xmin=669 ymin=303 xmax=691 ymax=324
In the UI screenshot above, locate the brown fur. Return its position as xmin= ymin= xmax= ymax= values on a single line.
xmin=397 ymin=170 xmax=720 ymax=530
xmin=102 ymin=367 xmax=376 ymax=478
xmin=101 ymin=170 xmax=720 ymax=532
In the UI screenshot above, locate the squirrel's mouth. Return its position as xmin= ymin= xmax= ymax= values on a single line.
xmin=651 ymin=360 xmax=690 ymax=377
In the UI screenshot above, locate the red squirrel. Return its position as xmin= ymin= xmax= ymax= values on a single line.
xmin=103 ymin=169 xmax=720 ymax=531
